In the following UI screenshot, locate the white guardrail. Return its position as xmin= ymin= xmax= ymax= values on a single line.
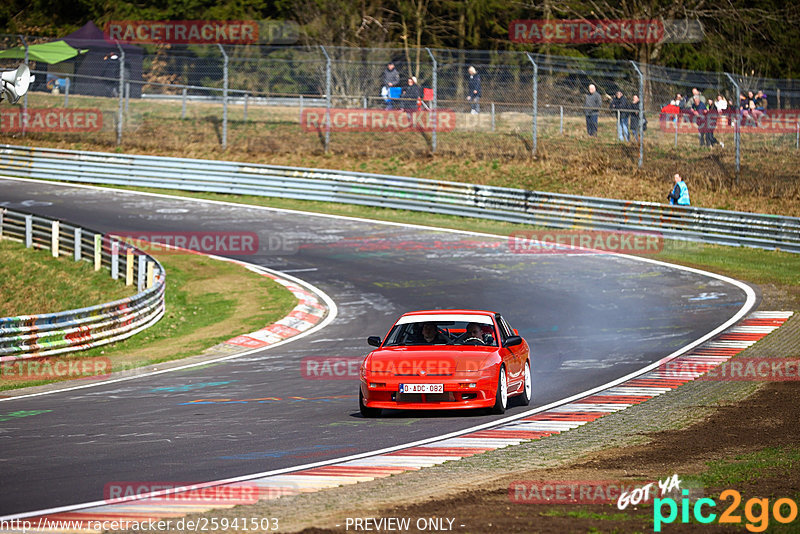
xmin=1 ymin=144 xmax=799 ymax=253
xmin=0 ymin=207 xmax=165 ymax=360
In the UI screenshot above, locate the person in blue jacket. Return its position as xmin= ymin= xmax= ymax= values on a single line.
xmin=667 ymin=173 xmax=690 ymax=205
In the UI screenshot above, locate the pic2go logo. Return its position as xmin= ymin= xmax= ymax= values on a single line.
xmin=654 ymin=489 xmax=799 ymax=532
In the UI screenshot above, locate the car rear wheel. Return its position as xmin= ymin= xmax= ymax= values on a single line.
xmin=359 ymin=388 xmax=381 ymax=418
xmin=491 ymin=367 xmax=508 ymax=414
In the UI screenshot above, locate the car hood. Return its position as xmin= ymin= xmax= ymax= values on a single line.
xmin=366 ymin=346 xmax=497 ymax=375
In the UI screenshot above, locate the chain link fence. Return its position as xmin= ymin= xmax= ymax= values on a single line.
xmin=2 ymin=35 xmax=800 ymax=173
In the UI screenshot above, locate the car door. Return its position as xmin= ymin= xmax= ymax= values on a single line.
xmin=496 ymin=314 xmax=523 ymax=388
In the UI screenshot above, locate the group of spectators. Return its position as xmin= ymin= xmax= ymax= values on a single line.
xmin=380 ymin=62 xmax=482 ymax=114
xmin=584 ymin=84 xmax=645 ymax=142
xmin=380 ymin=62 xmax=424 ymax=113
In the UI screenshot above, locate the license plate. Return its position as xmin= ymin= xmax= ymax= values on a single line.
xmin=400 ymin=383 xmax=443 ymax=394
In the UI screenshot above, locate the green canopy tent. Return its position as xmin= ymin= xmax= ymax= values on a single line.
xmin=0 ymin=41 xmax=86 ymax=64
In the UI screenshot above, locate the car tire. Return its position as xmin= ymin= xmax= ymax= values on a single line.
xmin=491 ymin=366 xmax=508 ymax=414
xmin=515 ymin=360 xmax=532 ymax=406
xmin=359 ymin=388 xmax=381 ymax=418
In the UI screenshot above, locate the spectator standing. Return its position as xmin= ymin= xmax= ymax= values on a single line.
xmin=691 ymin=94 xmax=709 ymax=147
xmin=667 ymin=173 xmax=690 ymax=205
xmin=691 ymin=87 xmax=707 ymax=105
xmin=584 ymin=84 xmax=602 ymax=136
xmin=610 ymin=90 xmax=630 ymax=142
xmin=675 ymin=93 xmax=688 ymax=109
xmin=381 ymin=62 xmax=400 ymax=110
xmin=628 ymin=95 xmax=645 ymax=143
xmin=467 ymin=66 xmax=481 ymax=114
xmin=401 ymin=76 xmax=422 ymax=115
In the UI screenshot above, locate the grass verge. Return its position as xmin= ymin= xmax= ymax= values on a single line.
xmin=0 ymin=237 xmax=133 ymax=317
xmin=0 ymin=247 xmax=297 ymax=391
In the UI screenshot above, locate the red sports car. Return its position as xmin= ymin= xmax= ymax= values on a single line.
xmin=359 ymin=310 xmax=531 ymax=417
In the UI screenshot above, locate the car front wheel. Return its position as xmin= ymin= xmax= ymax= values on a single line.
xmin=516 ymin=360 xmax=532 ymax=406
xmin=359 ymin=388 xmax=381 ymax=418
xmin=491 ymin=367 xmax=508 ymax=414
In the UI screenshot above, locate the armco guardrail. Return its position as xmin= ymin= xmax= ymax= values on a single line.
xmin=1 ymin=144 xmax=798 ymax=253
xmin=0 ymin=208 xmax=165 ymax=360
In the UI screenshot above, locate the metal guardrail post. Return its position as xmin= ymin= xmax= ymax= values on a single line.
xmin=24 ymin=215 xmax=32 ymax=248
xmin=111 ymin=240 xmax=119 ymax=279
xmin=320 ymin=46 xmax=331 ymax=153
xmin=630 ymin=61 xmax=644 ymax=168
xmin=425 ymin=48 xmax=437 ymax=153
xmin=51 ymin=220 xmax=59 ymax=257
xmin=127 ymin=248 xmax=135 ymax=286
xmin=94 ymin=233 xmax=102 ymax=271
xmin=74 ymin=227 xmax=81 ymax=261
xmin=217 ymin=44 xmax=229 ymax=150
xmin=116 ymin=42 xmax=125 ymax=146
xmin=725 ymin=73 xmax=741 ymax=178
xmin=526 ymin=53 xmax=538 ymax=156
xmin=138 ymin=254 xmax=146 ymax=291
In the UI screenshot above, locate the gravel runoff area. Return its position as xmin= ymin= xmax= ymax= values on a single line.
xmin=112 ymin=311 xmax=800 ymax=534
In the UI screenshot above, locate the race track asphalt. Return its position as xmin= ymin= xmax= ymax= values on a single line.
xmin=0 ymin=179 xmax=754 ymax=515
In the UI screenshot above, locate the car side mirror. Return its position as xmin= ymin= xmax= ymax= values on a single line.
xmin=367 ymin=336 xmax=382 ymax=347
xmin=505 ymin=335 xmax=523 ymax=347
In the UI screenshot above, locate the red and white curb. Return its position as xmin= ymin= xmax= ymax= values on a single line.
xmin=3 ymin=311 xmax=791 ymax=533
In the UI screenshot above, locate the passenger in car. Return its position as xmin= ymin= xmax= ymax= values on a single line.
xmin=417 ymin=322 xmax=449 ymax=344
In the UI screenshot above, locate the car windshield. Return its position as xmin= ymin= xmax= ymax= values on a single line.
xmin=383 ymin=319 xmax=497 ymax=347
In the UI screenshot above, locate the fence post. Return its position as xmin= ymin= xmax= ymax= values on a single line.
xmin=491 ymin=102 xmax=496 ymax=132
xmin=115 ymin=42 xmax=125 ymax=146
xmin=725 ymin=73 xmax=741 ymax=178
xmin=560 ymin=105 xmax=563 ymax=134
xmin=299 ymin=94 xmax=304 ymax=124
xmin=243 ymin=92 xmax=248 ymax=122
xmin=19 ymin=35 xmax=28 ymax=135
xmin=526 ymin=54 xmax=538 ymax=156
xmin=363 ymin=95 xmax=367 ymax=128
xmin=125 ymin=82 xmax=130 ymax=114
xmin=0 ymin=208 xmax=4 ymax=238
xmin=217 ymin=44 xmax=228 ymax=150
xmin=796 ymin=122 xmax=798 ymax=150
xmin=25 ymin=215 xmax=32 ymax=248
xmin=425 ymin=48 xmax=437 ymax=154
xmin=182 ymin=86 xmax=187 ymax=119
xmin=674 ymin=115 xmax=678 ymax=148
xmin=64 ymin=78 xmax=70 ymax=107
xmin=630 ymin=61 xmax=644 ymax=168
xmin=320 ymin=46 xmax=331 ymax=153
xmin=74 ymin=227 xmax=81 ymax=261
xmin=51 ymin=220 xmax=59 ymax=257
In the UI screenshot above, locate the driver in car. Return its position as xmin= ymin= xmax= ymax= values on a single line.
xmin=464 ymin=322 xmax=486 ymax=344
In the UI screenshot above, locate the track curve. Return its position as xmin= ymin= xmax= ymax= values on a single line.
xmin=0 ymin=177 xmax=756 ymax=516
